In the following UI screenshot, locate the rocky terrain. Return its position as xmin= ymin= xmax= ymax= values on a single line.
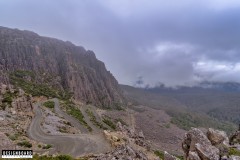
xmin=182 ymin=127 xmax=240 ymax=160
xmin=0 ymin=26 xmax=123 ymax=108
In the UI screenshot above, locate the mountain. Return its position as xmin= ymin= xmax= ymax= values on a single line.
xmin=0 ymin=26 xmax=123 ymax=108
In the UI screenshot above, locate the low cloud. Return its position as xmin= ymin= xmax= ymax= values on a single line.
xmin=1 ymin=0 xmax=240 ymax=86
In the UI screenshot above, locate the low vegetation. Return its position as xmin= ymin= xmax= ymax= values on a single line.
xmin=58 ymin=126 xmax=67 ymax=133
xmin=229 ymin=148 xmax=240 ymax=156
xmin=103 ymin=117 xmax=116 ymax=130
xmin=17 ymin=140 xmax=32 ymax=148
xmin=166 ymin=110 xmax=237 ymax=134
xmin=86 ymin=109 xmax=107 ymax=130
xmin=23 ymin=154 xmax=74 ymax=160
xmin=121 ymin=85 xmax=238 ymax=133
xmin=8 ymin=133 xmax=20 ymax=141
xmin=9 ymin=70 xmax=72 ymax=100
xmin=63 ymin=101 xmax=92 ymax=132
xmin=154 ymin=150 xmax=183 ymax=160
xmin=115 ymin=118 xmax=128 ymax=126
xmin=42 ymin=144 xmax=52 ymax=149
xmin=154 ymin=150 xmax=164 ymax=159
xmin=43 ymin=101 xmax=55 ymax=109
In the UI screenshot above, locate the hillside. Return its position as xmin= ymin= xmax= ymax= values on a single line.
xmin=146 ymin=82 xmax=240 ymax=125
xmin=0 ymin=26 xmax=123 ymax=108
xmin=121 ymin=84 xmax=238 ymax=133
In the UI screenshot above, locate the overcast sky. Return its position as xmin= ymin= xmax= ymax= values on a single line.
xmin=1 ymin=0 xmax=240 ymax=86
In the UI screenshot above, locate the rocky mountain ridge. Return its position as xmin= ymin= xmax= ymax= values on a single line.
xmin=0 ymin=26 xmax=123 ymax=108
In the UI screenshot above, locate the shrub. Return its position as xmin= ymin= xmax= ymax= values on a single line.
xmin=17 ymin=141 xmax=32 ymax=148
xmin=229 ymin=148 xmax=240 ymax=156
xmin=86 ymin=109 xmax=107 ymax=129
xmin=103 ymin=118 xmax=116 ymax=130
xmin=65 ymin=104 xmax=92 ymax=132
xmin=154 ymin=150 xmax=164 ymax=159
xmin=43 ymin=101 xmax=55 ymax=109
xmin=9 ymin=133 xmax=20 ymax=141
xmin=115 ymin=118 xmax=128 ymax=126
xmin=2 ymin=92 xmax=14 ymax=105
xmin=43 ymin=144 xmax=52 ymax=149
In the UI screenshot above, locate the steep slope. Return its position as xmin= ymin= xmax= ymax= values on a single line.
xmin=0 ymin=26 xmax=123 ymax=108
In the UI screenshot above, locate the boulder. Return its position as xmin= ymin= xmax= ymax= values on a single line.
xmin=207 ymin=128 xmax=229 ymax=146
xmin=230 ymin=155 xmax=240 ymax=160
xmin=195 ymin=143 xmax=219 ymax=160
xmin=182 ymin=128 xmax=219 ymax=160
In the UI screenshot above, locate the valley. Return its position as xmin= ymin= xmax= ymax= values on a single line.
xmin=1 ymin=26 xmax=240 ymax=160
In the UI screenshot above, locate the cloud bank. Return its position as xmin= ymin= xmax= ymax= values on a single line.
xmin=1 ymin=0 xmax=240 ymax=86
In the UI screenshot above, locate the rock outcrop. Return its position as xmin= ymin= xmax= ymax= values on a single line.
xmin=97 ymin=122 xmax=158 ymax=160
xmin=182 ymin=128 xmax=220 ymax=160
xmin=0 ymin=26 xmax=123 ymax=108
xmin=230 ymin=128 xmax=240 ymax=146
xmin=207 ymin=128 xmax=229 ymax=146
xmin=93 ymin=145 xmax=149 ymax=160
xmin=182 ymin=128 xmax=240 ymax=160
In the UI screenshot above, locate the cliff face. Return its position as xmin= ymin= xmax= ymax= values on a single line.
xmin=0 ymin=26 xmax=123 ymax=107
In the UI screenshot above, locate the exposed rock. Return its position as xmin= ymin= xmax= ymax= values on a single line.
xmin=116 ymin=122 xmax=150 ymax=149
xmin=229 ymin=155 xmax=240 ymax=160
xmin=207 ymin=128 xmax=229 ymax=146
xmin=102 ymin=122 xmax=157 ymax=160
xmin=206 ymin=128 xmax=230 ymax=158
xmin=230 ymin=131 xmax=240 ymax=145
xmin=164 ymin=151 xmax=179 ymax=160
xmin=188 ymin=151 xmax=201 ymax=160
xmin=93 ymin=145 xmax=148 ymax=160
xmin=0 ymin=84 xmax=7 ymax=94
xmin=195 ymin=143 xmax=219 ymax=160
xmin=0 ymin=132 xmax=15 ymax=150
xmin=0 ymin=26 xmax=123 ymax=108
xmin=103 ymin=130 xmax=125 ymax=147
xmin=182 ymin=128 xmax=219 ymax=160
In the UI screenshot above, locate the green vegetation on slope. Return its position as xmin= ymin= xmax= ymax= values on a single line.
xmin=22 ymin=154 xmax=75 ymax=160
xmin=121 ymin=85 xmax=237 ymax=133
xmin=42 ymin=144 xmax=52 ymax=149
xmin=63 ymin=101 xmax=92 ymax=132
xmin=154 ymin=150 xmax=183 ymax=160
xmin=2 ymin=90 xmax=19 ymax=106
xmin=154 ymin=150 xmax=164 ymax=159
xmin=103 ymin=117 xmax=116 ymax=130
xmin=86 ymin=109 xmax=107 ymax=130
xmin=43 ymin=101 xmax=55 ymax=109
xmin=229 ymin=148 xmax=240 ymax=156
xmin=17 ymin=140 xmax=32 ymax=148
xmin=166 ymin=110 xmax=237 ymax=134
xmin=9 ymin=70 xmax=72 ymax=100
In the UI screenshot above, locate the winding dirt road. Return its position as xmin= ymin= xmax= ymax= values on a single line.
xmin=27 ymin=99 xmax=111 ymax=157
